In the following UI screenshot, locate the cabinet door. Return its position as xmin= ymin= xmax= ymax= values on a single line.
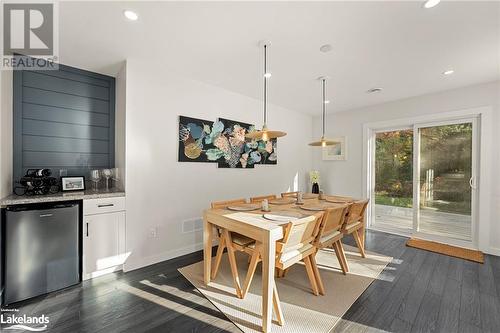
xmin=83 ymin=211 xmax=125 ymax=279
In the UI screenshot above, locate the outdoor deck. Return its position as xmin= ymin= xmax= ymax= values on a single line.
xmin=373 ymin=204 xmax=471 ymax=241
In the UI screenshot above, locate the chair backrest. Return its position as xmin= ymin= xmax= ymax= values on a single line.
xmin=281 ymin=191 xmax=298 ymax=198
xmin=250 ymin=194 xmax=277 ymax=203
xmin=211 ymin=198 xmax=247 ymax=209
xmin=345 ymin=199 xmax=369 ymax=225
xmin=276 ymin=212 xmax=323 ymax=255
xmin=317 ymin=205 xmax=348 ymax=242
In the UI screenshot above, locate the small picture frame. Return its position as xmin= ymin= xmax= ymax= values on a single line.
xmin=61 ymin=176 xmax=86 ymax=192
xmin=322 ymin=136 xmax=347 ymax=161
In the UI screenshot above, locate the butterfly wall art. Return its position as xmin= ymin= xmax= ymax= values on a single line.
xmin=178 ymin=116 xmax=278 ymax=168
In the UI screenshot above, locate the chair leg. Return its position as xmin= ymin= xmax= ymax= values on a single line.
xmin=303 ymin=256 xmax=319 ymax=296
xmin=222 ymin=230 xmax=242 ymax=298
xmin=352 ymin=229 xmax=366 ymax=258
xmin=360 ymin=226 xmax=366 ymax=248
xmin=272 ymin=281 xmax=284 ymax=326
xmin=241 ymin=247 xmax=260 ymax=298
xmin=276 ymin=268 xmax=287 ymax=278
xmin=338 ymin=239 xmax=349 ymax=272
xmin=336 ymin=240 xmax=350 ymax=273
xmin=310 ymin=254 xmax=325 ymax=295
xmin=211 ymin=234 xmax=226 ymax=279
xmin=282 ymin=268 xmax=290 ymax=278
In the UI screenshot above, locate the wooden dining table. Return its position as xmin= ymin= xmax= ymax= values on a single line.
xmin=203 ymin=195 xmax=353 ymax=332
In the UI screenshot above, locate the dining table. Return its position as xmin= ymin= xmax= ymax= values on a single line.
xmin=203 ymin=195 xmax=354 ymax=332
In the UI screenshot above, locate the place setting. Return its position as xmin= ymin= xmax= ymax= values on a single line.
xmin=325 ymin=195 xmax=355 ymax=204
xmin=262 ymin=210 xmax=304 ymax=222
xmin=299 ymin=201 xmax=344 ymax=211
xmin=226 ymin=203 xmax=261 ymax=211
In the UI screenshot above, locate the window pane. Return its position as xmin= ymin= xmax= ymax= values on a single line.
xmin=374 ymin=129 xmax=413 ymax=233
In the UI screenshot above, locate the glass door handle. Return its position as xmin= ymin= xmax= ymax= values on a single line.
xmin=469 ymin=177 xmax=477 ymax=189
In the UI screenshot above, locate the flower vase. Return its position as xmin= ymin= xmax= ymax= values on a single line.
xmin=312 ymin=183 xmax=320 ymax=194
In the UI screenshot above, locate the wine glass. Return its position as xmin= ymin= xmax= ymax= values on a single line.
xmin=90 ymin=170 xmax=100 ymax=191
xmin=102 ymin=169 xmax=113 ymax=190
xmin=112 ymin=168 xmax=121 ymax=190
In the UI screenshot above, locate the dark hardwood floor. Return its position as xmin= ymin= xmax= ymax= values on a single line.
xmin=2 ymin=230 xmax=500 ymax=332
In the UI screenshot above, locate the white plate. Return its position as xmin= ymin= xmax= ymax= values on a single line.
xmin=263 ymin=212 xmax=302 ymax=222
xmin=227 ymin=204 xmax=260 ymax=211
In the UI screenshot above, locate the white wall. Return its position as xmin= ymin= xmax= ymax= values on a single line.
xmin=0 ymin=69 xmax=13 ymax=198
xmin=312 ymin=81 xmax=500 ymax=254
xmin=123 ymin=59 xmax=314 ymax=270
xmin=115 ymin=62 xmax=127 ymax=191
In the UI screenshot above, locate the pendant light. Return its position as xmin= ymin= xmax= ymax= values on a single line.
xmin=246 ymin=41 xmax=287 ymax=141
xmin=309 ymin=76 xmax=339 ymax=147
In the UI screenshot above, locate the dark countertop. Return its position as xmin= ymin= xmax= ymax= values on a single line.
xmin=0 ymin=188 xmax=125 ymax=206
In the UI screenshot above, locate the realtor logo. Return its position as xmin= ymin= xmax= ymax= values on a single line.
xmin=3 ymin=3 xmax=53 ymax=55
xmin=1 ymin=1 xmax=58 ymax=70
xmin=1 ymin=308 xmax=49 ymax=331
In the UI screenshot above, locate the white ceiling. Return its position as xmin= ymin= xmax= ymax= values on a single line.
xmin=59 ymin=1 xmax=500 ymax=114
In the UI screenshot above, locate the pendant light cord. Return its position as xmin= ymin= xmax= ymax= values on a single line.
xmin=263 ymin=45 xmax=268 ymax=126
xmin=322 ymin=79 xmax=326 ymax=137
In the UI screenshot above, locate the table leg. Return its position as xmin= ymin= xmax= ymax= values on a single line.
xmin=261 ymin=230 xmax=276 ymax=332
xmin=203 ymin=215 xmax=213 ymax=285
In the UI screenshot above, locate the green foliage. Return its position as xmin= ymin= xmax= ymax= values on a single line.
xmin=375 ymin=194 xmax=412 ymax=208
xmin=375 ymin=130 xmax=413 ymax=196
xmin=375 ymin=124 xmax=472 ymax=213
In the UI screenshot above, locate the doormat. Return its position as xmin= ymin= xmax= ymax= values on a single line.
xmin=407 ymin=238 xmax=484 ymax=263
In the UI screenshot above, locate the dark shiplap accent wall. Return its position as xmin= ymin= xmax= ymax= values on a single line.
xmin=13 ymin=64 xmax=115 ymax=185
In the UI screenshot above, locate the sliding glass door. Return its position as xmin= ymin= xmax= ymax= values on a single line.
xmin=374 ymin=129 xmax=414 ymax=234
xmin=371 ymin=118 xmax=478 ymax=245
xmin=414 ymin=120 xmax=476 ymax=243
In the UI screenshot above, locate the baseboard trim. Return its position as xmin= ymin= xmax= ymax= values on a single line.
xmin=484 ymin=246 xmax=500 ymax=256
xmin=123 ymin=242 xmax=204 ymax=272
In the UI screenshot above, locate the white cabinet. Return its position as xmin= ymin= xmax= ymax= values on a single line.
xmin=83 ymin=197 xmax=126 ymax=280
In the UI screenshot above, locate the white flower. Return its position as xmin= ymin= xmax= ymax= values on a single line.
xmin=310 ymin=170 xmax=320 ymax=184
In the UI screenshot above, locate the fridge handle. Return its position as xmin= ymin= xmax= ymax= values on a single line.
xmin=86 ymin=222 xmax=89 ymax=237
xmin=469 ymin=177 xmax=477 ymax=190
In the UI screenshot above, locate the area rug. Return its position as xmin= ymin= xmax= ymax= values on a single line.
xmin=407 ymin=238 xmax=484 ymax=263
xmin=179 ymin=245 xmax=392 ymax=333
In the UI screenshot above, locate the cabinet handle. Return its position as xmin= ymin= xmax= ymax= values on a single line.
xmin=39 ymin=214 xmax=53 ymax=218
xmin=86 ymin=222 xmax=89 ymax=237
xmin=98 ymin=204 xmax=114 ymax=208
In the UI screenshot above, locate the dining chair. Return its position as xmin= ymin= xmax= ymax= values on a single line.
xmin=342 ymin=199 xmax=369 ymax=258
xmin=250 ymin=194 xmax=277 ymax=203
xmin=281 ymin=191 xmax=298 ymax=198
xmin=313 ymin=205 xmax=349 ymax=295
xmin=210 ymin=198 xmax=255 ymax=298
xmin=240 ymin=212 xmax=324 ymax=302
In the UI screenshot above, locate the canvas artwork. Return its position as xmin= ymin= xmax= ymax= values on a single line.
xmin=178 ymin=116 xmax=216 ymax=162
xmin=216 ymin=118 xmax=277 ymax=168
xmin=178 ymin=116 xmax=278 ymax=168
xmin=322 ymin=137 xmax=347 ymax=161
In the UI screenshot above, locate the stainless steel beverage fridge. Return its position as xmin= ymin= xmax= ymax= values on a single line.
xmin=4 ymin=202 xmax=80 ymax=304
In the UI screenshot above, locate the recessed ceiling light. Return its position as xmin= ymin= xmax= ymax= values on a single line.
xmin=324 ymin=100 xmax=330 ymax=104
xmin=319 ymin=44 xmax=333 ymax=53
xmin=123 ymin=10 xmax=138 ymax=21
xmin=264 ymin=72 xmax=272 ymax=78
xmin=367 ymin=88 xmax=383 ymax=94
xmin=423 ymin=0 xmax=441 ymax=9
xmin=443 ymin=69 xmax=454 ymax=75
